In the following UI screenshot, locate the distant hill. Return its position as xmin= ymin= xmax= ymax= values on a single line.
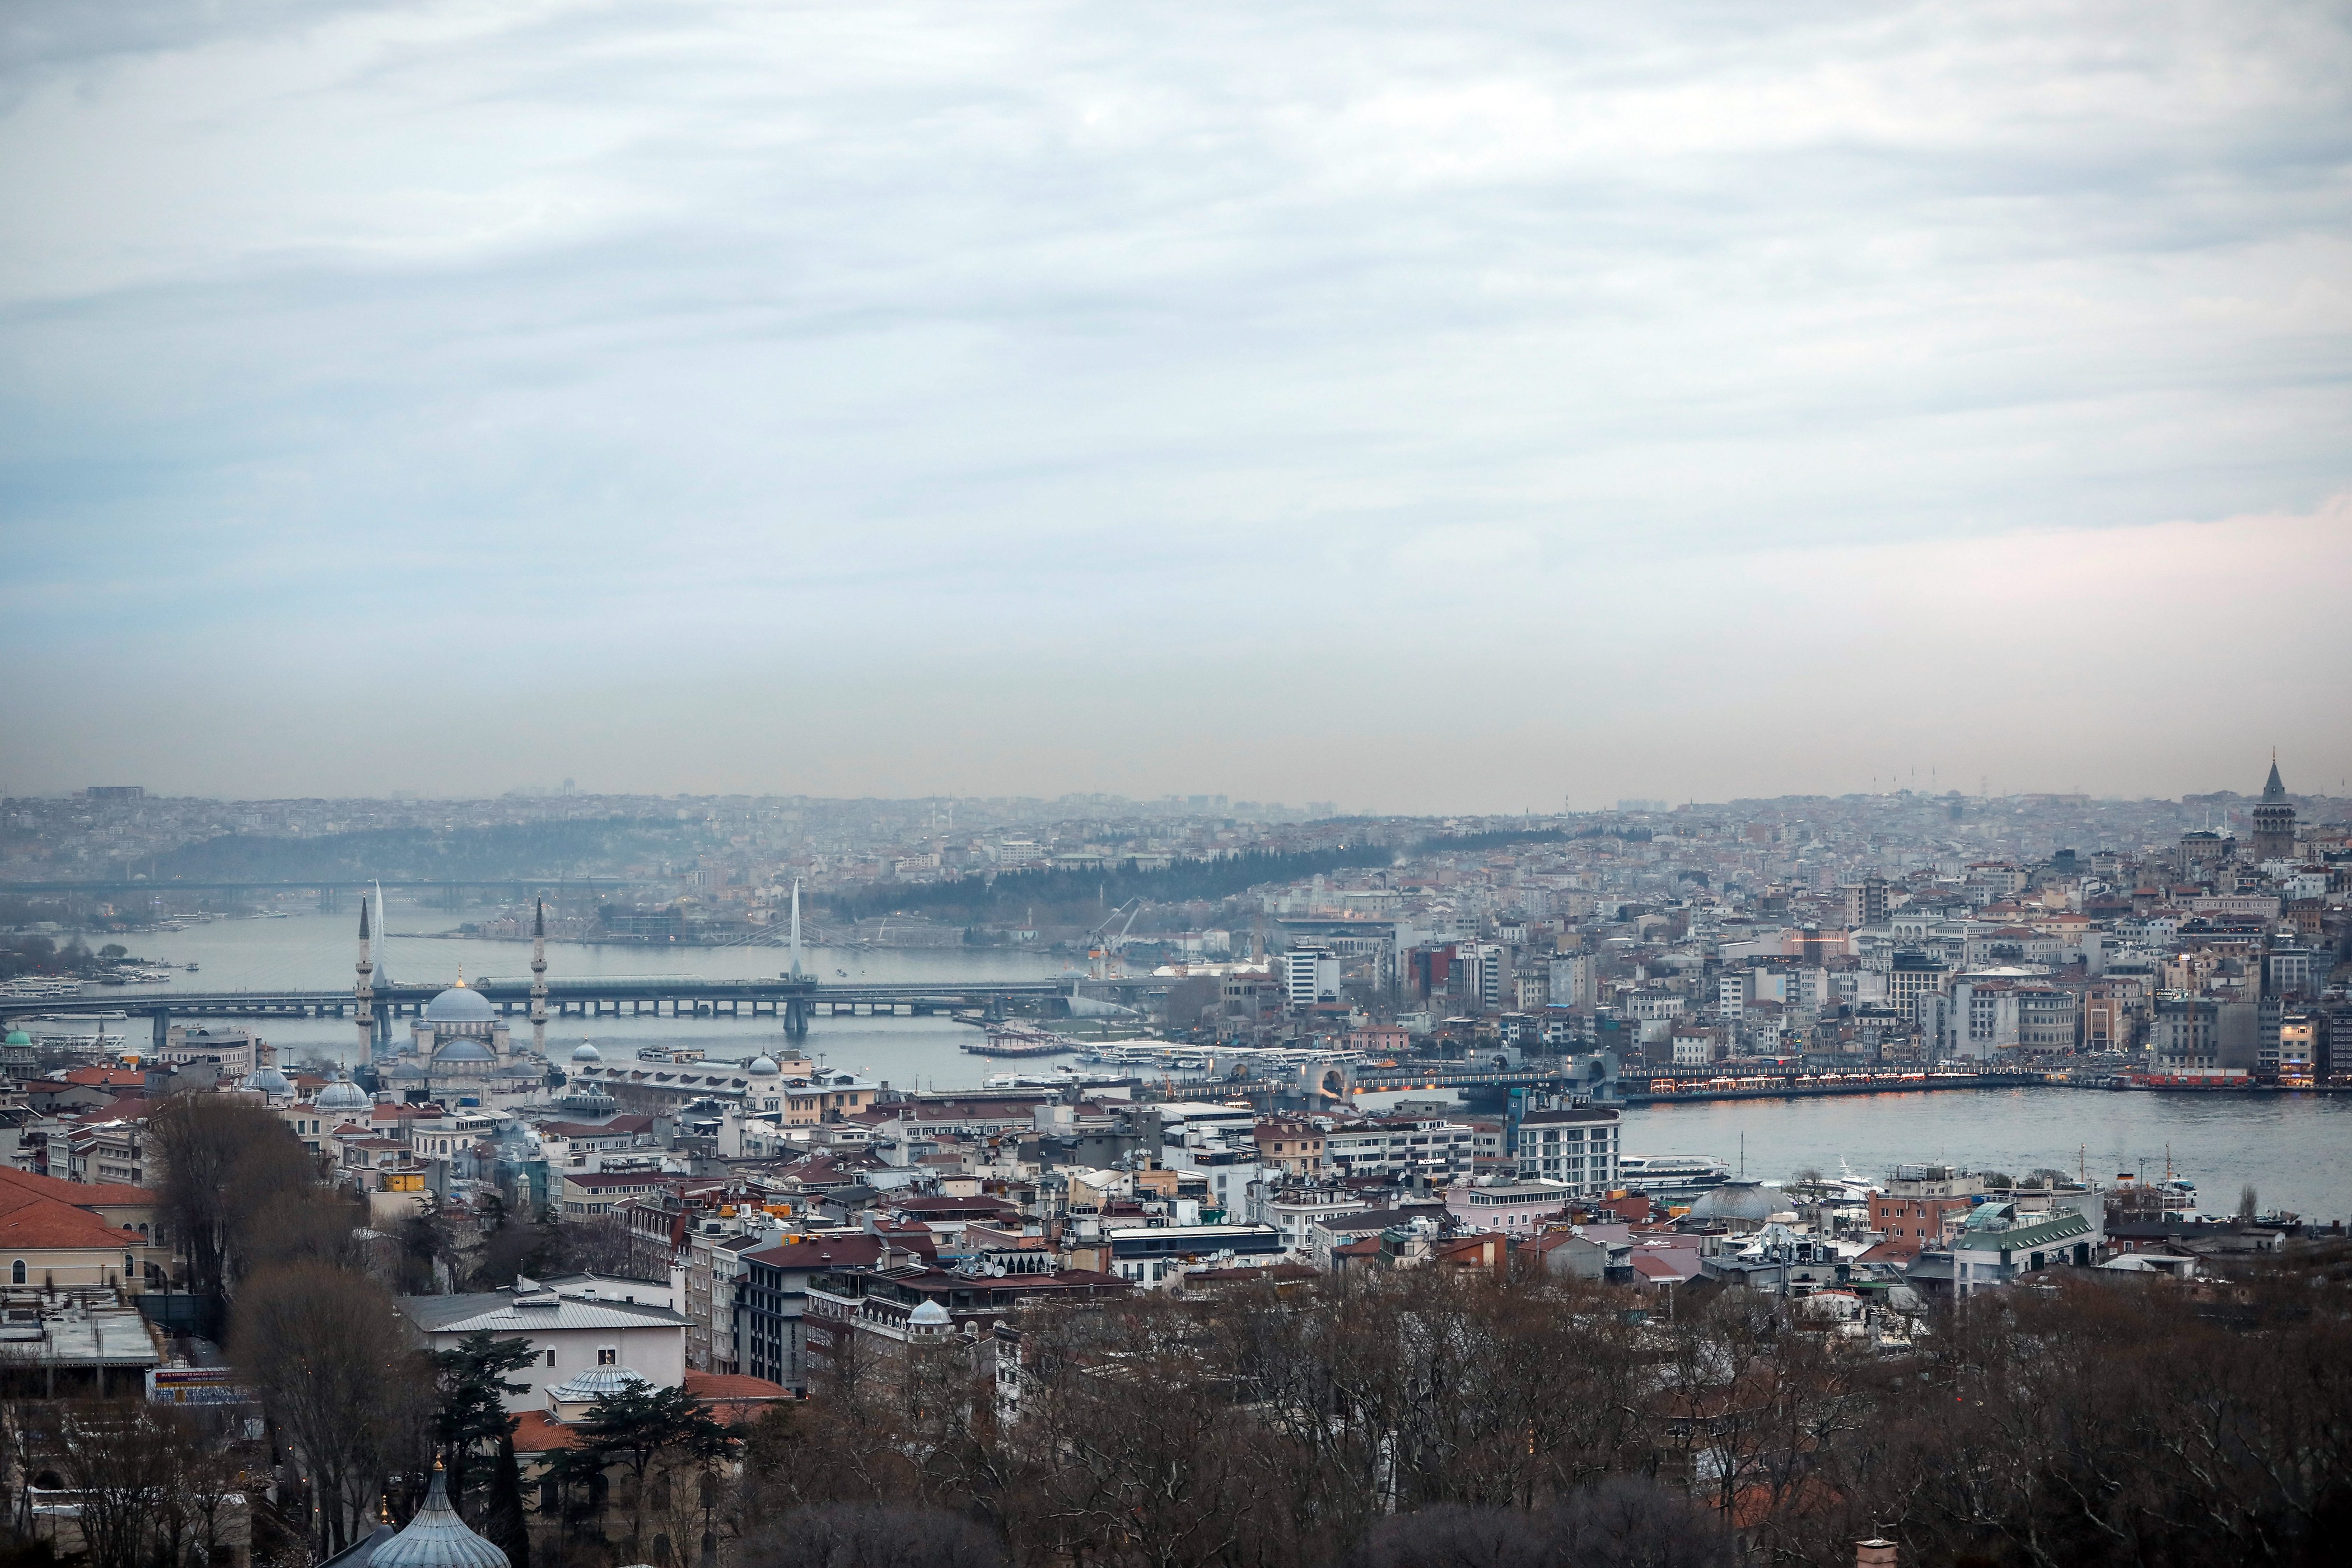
xmin=145 ymin=816 xmax=690 ymax=882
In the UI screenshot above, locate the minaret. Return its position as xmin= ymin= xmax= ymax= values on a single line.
xmin=789 ymin=879 xmax=805 ymax=982
xmin=530 ymin=898 xmax=549 ymax=1059
xmin=354 ymin=899 xmax=376 ymax=1061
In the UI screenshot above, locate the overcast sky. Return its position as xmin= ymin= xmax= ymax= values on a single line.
xmin=4 ymin=1 xmax=2349 ymax=811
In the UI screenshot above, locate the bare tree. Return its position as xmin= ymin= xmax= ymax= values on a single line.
xmin=738 ymin=1502 xmax=1002 ymax=1568
xmin=148 ymin=1094 xmax=322 ymax=1294
xmin=231 ymin=1263 xmax=425 ymax=1555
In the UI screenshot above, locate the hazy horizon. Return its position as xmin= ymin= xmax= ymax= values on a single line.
xmin=6 ymin=2 xmax=2350 ymax=810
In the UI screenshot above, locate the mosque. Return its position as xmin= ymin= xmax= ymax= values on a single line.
xmin=354 ymin=900 xmax=556 ymax=1105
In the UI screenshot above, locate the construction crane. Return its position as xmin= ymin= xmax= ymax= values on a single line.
xmin=1087 ymin=898 xmax=1147 ymax=978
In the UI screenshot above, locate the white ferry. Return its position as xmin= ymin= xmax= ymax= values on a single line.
xmin=1617 ymin=1154 xmax=1733 ymax=1194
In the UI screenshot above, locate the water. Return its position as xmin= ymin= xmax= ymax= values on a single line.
xmin=77 ymin=902 xmax=2352 ymax=1221
xmin=1620 ymin=1089 xmax=2352 ymax=1225
xmin=85 ymin=900 xmax=1063 ymax=1091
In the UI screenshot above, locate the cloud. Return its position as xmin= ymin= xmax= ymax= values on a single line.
xmin=1 ymin=1 xmax=2348 ymax=803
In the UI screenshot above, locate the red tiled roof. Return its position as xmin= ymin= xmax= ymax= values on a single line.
xmin=0 ymin=1167 xmax=155 ymax=1206
xmin=511 ymin=1411 xmax=586 ymax=1453
xmin=62 ymin=1068 xmax=146 ymax=1088
xmin=0 ymin=1188 xmax=146 ymax=1251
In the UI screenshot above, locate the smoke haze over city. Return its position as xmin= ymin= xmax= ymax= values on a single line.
xmin=4 ymin=2 xmax=2350 ymax=807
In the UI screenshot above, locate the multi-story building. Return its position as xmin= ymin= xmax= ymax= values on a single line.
xmin=1324 ymin=1117 xmax=1477 ymax=1181
xmin=1510 ymin=1105 xmax=1620 ymax=1194
xmin=1283 ymin=947 xmax=1340 ymax=1009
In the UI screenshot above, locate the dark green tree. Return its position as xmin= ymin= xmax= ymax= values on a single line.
xmin=544 ymin=1384 xmax=735 ymax=1556
xmin=482 ymin=1436 xmax=532 ymax=1568
xmin=430 ymin=1330 xmax=538 ymax=1519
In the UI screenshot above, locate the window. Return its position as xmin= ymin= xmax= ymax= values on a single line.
xmin=8 ymin=1261 xmax=20 ymax=1285
xmin=598 ymin=1347 xmax=619 ymax=1366
xmin=547 ymin=1349 xmax=558 ymax=1367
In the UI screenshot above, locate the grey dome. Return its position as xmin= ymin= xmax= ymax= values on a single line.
xmin=244 ymin=1067 xmax=291 ymax=1095
xmin=372 ymin=1467 xmax=508 ymax=1568
xmin=1683 ymin=1180 xmax=1784 ymax=1224
xmin=435 ymin=1039 xmax=495 ymax=1063
xmin=908 ymin=1300 xmax=951 ymax=1327
xmin=571 ymin=1040 xmax=602 ymax=1064
xmin=424 ymin=986 xmax=494 ymax=1023
xmin=748 ymin=1054 xmax=781 ymax=1077
xmin=317 ymin=1072 xmax=370 ymax=1111
xmin=550 ymin=1365 xmax=647 ymax=1401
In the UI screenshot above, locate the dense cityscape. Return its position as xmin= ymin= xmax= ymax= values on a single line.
xmin=0 ymin=764 xmax=2343 ymax=1567
xmin=10 ymin=1 xmax=2351 ymax=1565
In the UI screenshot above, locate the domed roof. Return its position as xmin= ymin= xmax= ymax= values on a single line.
xmin=748 ymin=1054 xmax=781 ymax=1077
xmin=390 ymin=1055 xmax=432 ymax=1079
xmin=435 ymin=1039 xmax=496 ymax=1063
xmin=1684 ymin=1180 xmax=1784 ymax=1223
xmin=425 ymin=984 xmax=494 ymax=1024
xmin=908 ymin=1299 xmax=951 ymax=1327
xmin=571 ymin=1040 xmax=602 ymax=1064
xmin=317 ymin=1072 xmax=371 ymax=1111
xmin=374 ymin=1466 xmax=508 ymax=1568
xmin=549 ymin=1365 xmax=648 ymax=1402
xmin=244 ymin=1067 xmax=292 ymax=1095
xmin=3 ymin=1029 xmax=29 ymax=1047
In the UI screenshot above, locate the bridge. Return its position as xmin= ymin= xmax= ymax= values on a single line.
xmin=2 ymin=976 xmax=1074 ymax=1047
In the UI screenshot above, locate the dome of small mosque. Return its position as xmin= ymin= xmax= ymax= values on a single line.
xmin=318 ymin=1072 xmax=371 ymax=1112
xmin=571 ymin=1040 xmax=602 ymax=1065
xmin=371 ymin=1466 xmax=508 ymax=1568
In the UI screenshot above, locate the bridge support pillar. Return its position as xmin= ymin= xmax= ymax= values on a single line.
xmin=152 ymin=1010 xmax=170 ymax=1052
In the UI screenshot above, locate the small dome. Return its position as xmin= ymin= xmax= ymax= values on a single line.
xmin=3 ymin=1029 xmax=29 ymax=1047
xmin=435 ymin=1039 xmax=495 ymax=1063
xmin=317 ymin=1072 xmax=371 ymax=1111
xmin=244 ymin=1067 xmax=291 ymax=1095
xmin=372 ymin=1467 xmax=508 ymax=1568
xmin=748 ymin=1055 xmax=781 ymax=1077
xmin=571 ymin=1040 xmax=602 ymax=1064
xmin=390 ymin=1056 xmax=432 ymax=1079
xmin=550 ymin=1365 xmax=648 ymax=1402
xmin=424 ymin=986 xmax=494 ymax=1024
xmin=908 ymin=1300 xmax=951 ymax=1327
xmin=1684 ymin=1180 xmax=1784 ymax=1224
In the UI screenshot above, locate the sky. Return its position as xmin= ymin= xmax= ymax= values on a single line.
xmin=4 ymin=1 xmax=2350 ymax=811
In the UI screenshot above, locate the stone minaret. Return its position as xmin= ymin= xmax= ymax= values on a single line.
xmin=354 ymin=899 xmax=376 ymax=1060
xmin=530 ymin=898 xmax=549 ymax=1059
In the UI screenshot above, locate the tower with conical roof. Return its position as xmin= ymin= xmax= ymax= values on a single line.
xmin=529 ymin=898 xmax=549 ymax=1059
xmin=2252 ymin=751 xmax=2297 ymax=863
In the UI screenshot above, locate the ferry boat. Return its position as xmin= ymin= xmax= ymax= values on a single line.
xmin=982 ymin=1065 xmax=1137 ymax=1090
xmin=1617 ymin=1154 xmax=1733 ymax=1194
xmin=964 ymin=1023 xmax=1079 ymax=1058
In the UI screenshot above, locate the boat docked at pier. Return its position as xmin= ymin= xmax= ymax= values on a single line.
xmin=964 ymin=1022 xmax=1080 ymax=1058
xmin=1617 ymin=1154 xmax=1733 ymax=1195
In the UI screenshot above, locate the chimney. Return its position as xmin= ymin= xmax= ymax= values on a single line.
xmin=1856 ymin=1542 xmax=1897 ymax=1568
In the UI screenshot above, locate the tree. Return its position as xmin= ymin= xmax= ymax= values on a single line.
xmin=545 ymin=1383 xmax=735 ymax=1557
xmin=737 ymin=1503 xmax=1003 ymax=1568
xmin=482 ymin=1437 xmax=532 ymax=1568
xmin=430 ymin=1330 xmax=537 ymax=1519
xmin=231 ymin=1262 xmax=424 ymax=1555
xmin=148 ymin=1093 xmax=321 ymax=1295
xmin=47 ymin=1403 xmax=241 ymax=1568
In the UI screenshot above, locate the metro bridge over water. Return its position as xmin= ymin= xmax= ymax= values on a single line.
xmin=3 ymin=974 xmax=1074 ymax=1048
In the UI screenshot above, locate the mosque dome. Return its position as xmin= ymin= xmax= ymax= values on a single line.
xmin=908 ymin=1300 xmax=951 ymax=1328
xmin=244 ymin=1067 xmax=292 ymax=1096
xmin=435 ymin=1039 xmax=496 ymax=1063
xmin=1683 ymin=1180 xmax=1784 ymax=1224
xmin=748 ymin=1054 xmax=781 ymax=1078
xmin=424 ymin=986 xmax=495 ymax=1024
xmin=372 ymin=1466 xmax=508 ymax=1568
xmin=571 ymin=1040 xmax=602 ymax=1065
xmin=4 ymin=1029 xmax=29 ymax=1047
xmin=317 ymin=1072 xmax=371 ymax=1112
xmin=390 ymin=1056 xmax=432 ymax=1080
xmin=549 ymin=1366 xmax=648 ymax=1402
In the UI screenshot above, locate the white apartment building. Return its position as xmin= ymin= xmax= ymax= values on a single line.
xmin=1513 ymin=1107 xmax=1620 ymax=1194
